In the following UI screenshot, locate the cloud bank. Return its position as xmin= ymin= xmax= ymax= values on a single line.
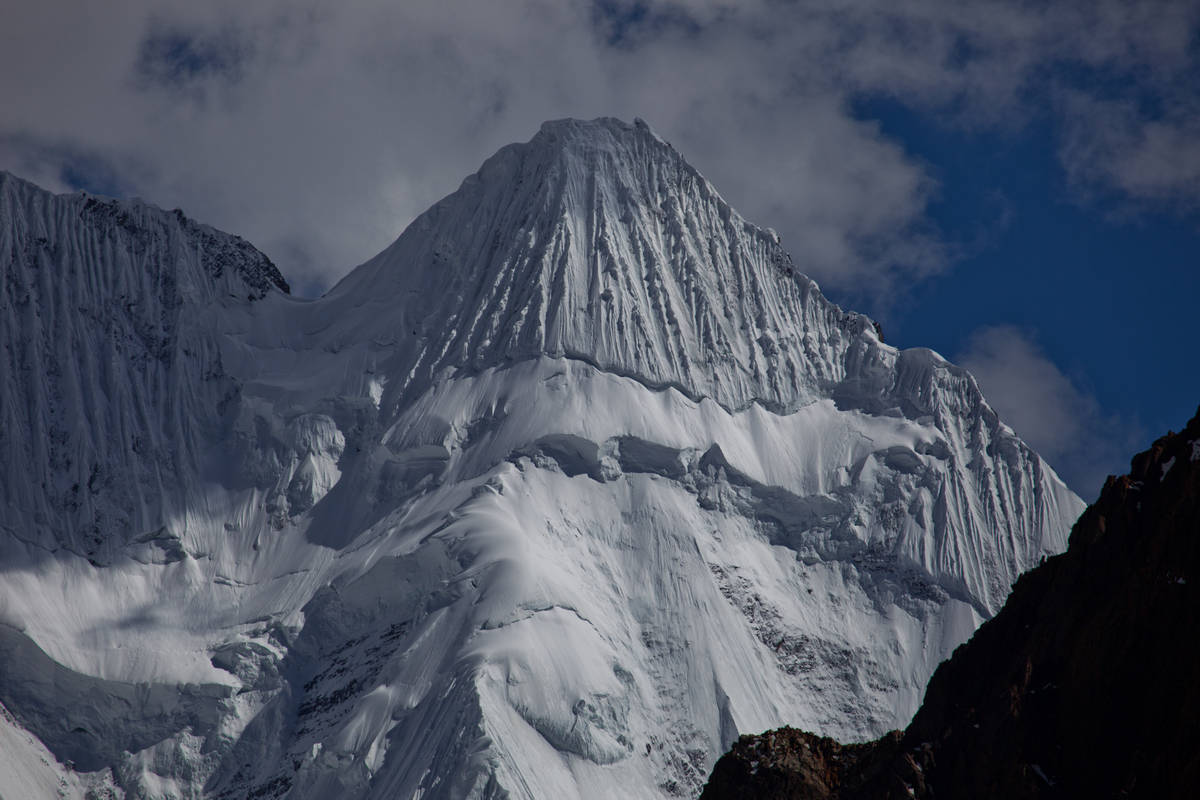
xmin=2 ymin=0 xmax=1197 ymax=297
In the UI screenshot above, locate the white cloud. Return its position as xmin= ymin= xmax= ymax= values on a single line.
xmin=1059 ymin=91 xmax=1200 ymax=213
xmin=1 ymin=0 xmax=1197 ymax=295
xmin=956 ymin=325 xmax=1141 ymax=499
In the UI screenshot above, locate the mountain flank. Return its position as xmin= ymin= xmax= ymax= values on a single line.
xmin=702 ymin=406 xmax=1200 ymax=799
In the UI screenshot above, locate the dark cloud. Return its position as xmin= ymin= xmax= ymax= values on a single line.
xmin=956 ymin=325 xmax=1143 ymax=500
xmin=134 ymin=20 xmax=255 ymax=99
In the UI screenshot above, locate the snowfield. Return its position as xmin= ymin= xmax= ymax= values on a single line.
xmin=0 ymin=118 xmax=1083 ymax=799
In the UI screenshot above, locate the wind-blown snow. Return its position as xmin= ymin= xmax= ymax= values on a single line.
xmin=0 ymin=119 xmax=1083 ymax=800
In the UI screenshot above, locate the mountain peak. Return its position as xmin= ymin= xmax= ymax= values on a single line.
xmin=459 ymin=116 xmax=712 ymax=227
xmin=526 ymin=116 xmax=671 ymax=160
xmin=0 ymin=168 xmax=289 ymax=299
xmin=328 ymin=116 xmax=867 ymax=413
xmin=534 ymin=115 xmax=661 ymax=140
xmin=306 ymin=117 xmax=1082 ymax=614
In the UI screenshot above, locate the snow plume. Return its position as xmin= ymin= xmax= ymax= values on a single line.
xmin=957 ymin=325 xmax=1142 ymax=500
xmin=2 ymin=0 xmax=1197 ymax=295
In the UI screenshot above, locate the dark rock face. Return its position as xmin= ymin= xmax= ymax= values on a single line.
xmin=702 ymin=407 xmax=1200 ymax=799
xmin=702 ymin=729 xmax=912 ymax=799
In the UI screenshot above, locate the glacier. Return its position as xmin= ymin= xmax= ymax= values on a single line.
xmin=0 ymin=118 xmax=1084 ymax=799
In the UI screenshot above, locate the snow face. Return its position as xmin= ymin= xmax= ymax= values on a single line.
xmin=0 ymin=120 xmax=1084 ymax=800
xmin=0 ymin=171 xmax=288 ymax=561
xmin=315 ymin=117 xmax=875 ymax=413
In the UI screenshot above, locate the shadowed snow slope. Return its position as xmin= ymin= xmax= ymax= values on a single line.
xmin=0 ymin=119 xmax=1083 ymax=800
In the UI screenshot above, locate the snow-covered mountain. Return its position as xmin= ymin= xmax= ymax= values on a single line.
xmin=0 ymin=118 xmax=1083 ymax=800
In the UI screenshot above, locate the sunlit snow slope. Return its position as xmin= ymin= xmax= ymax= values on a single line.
xmin=0 ymin=119 xmax=1084 ymax=800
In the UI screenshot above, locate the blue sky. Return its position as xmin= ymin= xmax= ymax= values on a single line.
xmin=1 ymin=0 xmax=1197 ymax=497
xmin=850 ymin=96 xmax=1200 ymax=498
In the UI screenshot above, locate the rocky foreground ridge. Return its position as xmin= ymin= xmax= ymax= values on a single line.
xmin=702 ymin=407 xmax=1200 ymax=799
